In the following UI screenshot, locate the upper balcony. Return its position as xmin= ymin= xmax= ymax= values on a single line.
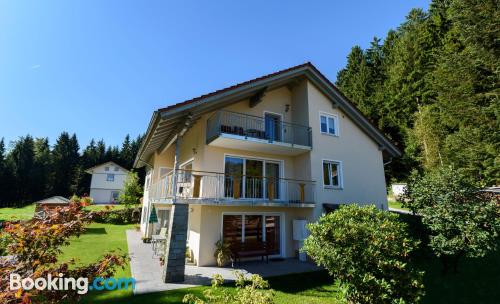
xmin=206 ymin=110 xmax=312 ymax=156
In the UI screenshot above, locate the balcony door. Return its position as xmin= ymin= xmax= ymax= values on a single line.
xmin=224 ymin=156 xmax=282 ymax=200
xmin=245 ymin=159 xmax=263 ymax=198
xmin=265 ymin=113 xmax=282 ymax=142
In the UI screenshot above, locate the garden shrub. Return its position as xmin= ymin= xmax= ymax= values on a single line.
xmin=183 ymin=271 xmax=275 ymax=304
xmin=303 ymin=204 xmax=424 ymax=304
xmin=404 ymin=167 xmax=500 ymax=273
xmin=91 ymin=207 xmax=140 ymax=224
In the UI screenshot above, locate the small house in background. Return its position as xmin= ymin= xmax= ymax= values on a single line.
xmin=85 ymin=161 xmax=129 ymax=204
xmin=391 ymin=183 xmax=407 ymax=200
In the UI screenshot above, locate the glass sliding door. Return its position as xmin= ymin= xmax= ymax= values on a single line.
xmin=222 ymin=214 xmax=281 ymax=256
xmin=224 ymin=156 xmax=282 ymax=200
xmin=244 ymin=215 xmax=263 ymax=243
xmin=224 ymin=157 xmax=243 ymax=198
xmin=223 ymin=215 xmax=243 ymax=243
xmin=245 ymin=159 xmax=263 ymax=198
xmin=265 ymin=162 xmax=280 ymax=200
xmin=265 ymin=216 xmax=280 ymax=254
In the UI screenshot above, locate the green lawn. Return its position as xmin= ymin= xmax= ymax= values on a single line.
xmin=3 ymin=204 xmax=499 ymax=303
xmin=59 ymin=222 xmax=136 ymax=300
xmin=0 ymin=204 xmax=36 ymax=221
xmin=388 ymin=198 xmax=409 ymax=211
xmin=82 ymin=271 xmax=340 ymax=304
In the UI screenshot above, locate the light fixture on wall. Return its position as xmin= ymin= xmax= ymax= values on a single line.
xmin=192 ymin=148 xmax=197 ymax=155
xmin=285 ymin=104 xmax=290 ymax=112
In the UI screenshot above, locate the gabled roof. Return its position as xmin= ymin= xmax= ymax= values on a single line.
xmin=134 ymin=62 xmax=401 ymax=167
xmin=35 ymin=196 xmax=70 ymax=205
xmin=85 ymin=161 xmax=130 ymax=174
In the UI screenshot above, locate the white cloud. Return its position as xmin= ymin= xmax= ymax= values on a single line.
xmin=30 ymin=64 xmax=41 ymax=69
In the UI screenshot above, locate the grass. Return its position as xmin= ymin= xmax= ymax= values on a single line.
xmin=388 ymin=198 xmax=409 ymax=211
xmin=3 ymin=204 xmax=499 ymax=303
xmin=0 ymin=204 xmax=36 ymax=221
xmin=82 ymin=271 xmax=340 ymax=304
xmin=416 ymin=247 xmax=500 ymax=304
xmin=59 ymin=222 xmax=136 ymax=300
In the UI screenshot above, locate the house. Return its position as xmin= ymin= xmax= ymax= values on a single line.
xmin=85 ymin=161 xmax=129 ymax=204
xmin=134 ymin=62 xmax=401 ymax=282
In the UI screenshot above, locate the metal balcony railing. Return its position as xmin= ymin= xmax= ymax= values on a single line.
xmin=149 ymin=169 xmax=316 ymax=205
xmin=207 ymin=110 xmax=312 ymax=147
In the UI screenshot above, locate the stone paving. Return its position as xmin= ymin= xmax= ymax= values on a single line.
xmin=126 ymin=230 xmax=322 ymax=294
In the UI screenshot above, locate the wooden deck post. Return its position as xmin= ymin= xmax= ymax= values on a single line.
xmin=299 ymin=183 xmax=305 ymax=202
xmin=192 ymin=174 xmax=201 ymax=198
xmin=267 ymin=180 xmax=275 ymax=201
xmin=233 ymin=176 xmax=241 ymax=199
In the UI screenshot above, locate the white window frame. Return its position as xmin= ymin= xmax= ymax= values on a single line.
xmin=322 ymin=159 xmax=343 ymax=189
xmin=319 ymin=112 xmax=339 ymax=136
xmin=220 ymin=211 xmax=285 ymax=258
xmin=223 ymin=153 xmax=285 ymax=200
xmin=106 ymin=173 xmax=115 ymax=182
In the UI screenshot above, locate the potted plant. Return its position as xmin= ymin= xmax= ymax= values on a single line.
xmin=214 ymin=240 xmax=231 ymax=267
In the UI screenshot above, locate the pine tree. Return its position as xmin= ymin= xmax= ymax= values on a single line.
xmin=8 ymin=136 xmax=36 ymax=203
xmin=32 ymin=138 xmax=52 ymax=200
xmin=52 ymin=132 xmax=80 ymax=197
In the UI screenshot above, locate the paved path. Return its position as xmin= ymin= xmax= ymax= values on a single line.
xmin=126 ymin=230 xmax=321 ymax=294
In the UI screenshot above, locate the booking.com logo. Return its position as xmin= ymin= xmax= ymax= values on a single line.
xmin=10 ymin=273 xmax=135 ymax=295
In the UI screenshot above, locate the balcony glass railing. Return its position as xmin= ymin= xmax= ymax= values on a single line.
xmin=149 ymin=169 xmax=316 ymax=204
xmin=207 ymin=110 xmax=312 ymax=147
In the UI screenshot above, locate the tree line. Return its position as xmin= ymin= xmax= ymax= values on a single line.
xmin=0 ymin=133 xmax=144 ymax=206
xmin=335 ymin=0 xmax=499 ymax=185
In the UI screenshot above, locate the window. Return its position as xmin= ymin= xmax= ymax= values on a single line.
xmin=320 ymin=113 xmax=338 ymax=136
xmin=105 ymin=166 xmax=110 ymax=171
xmin=323 ymin=160 xmax=342 ymax=188
xmin=111 ymin=191 xmax=119 ymax=202
xmin=107 ymin=174 xmax=115 ymax=182
xmin=222 ymin=214 xmax=281 ymax=255
xmin=114 ymin=166 xmax=119 ymax=172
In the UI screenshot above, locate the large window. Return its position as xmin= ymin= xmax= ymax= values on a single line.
xmin=224 ymin=156 xmax=282 ymax=199
xmin=106 ymin=174 xmax=115 ymax=182
xmin=222 ymin=214 xmax=281 ymax=255
xmin=323 ymin=160 xmax=342 ymax=188
xmin=320 ymin=113 xmax=338 ymax=136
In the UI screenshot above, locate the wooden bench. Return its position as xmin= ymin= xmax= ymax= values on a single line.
xmin=230 ymin=241 xmax=270 ymax=265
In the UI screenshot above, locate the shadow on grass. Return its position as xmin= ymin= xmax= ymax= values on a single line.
xmin=84 ymin=228 xmax=107 ymax=234
xmin=398 ymin=213 xmax=500 ymax=304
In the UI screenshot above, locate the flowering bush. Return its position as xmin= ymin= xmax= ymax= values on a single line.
xmin=0 ymin=203 xmax=127 ymax=303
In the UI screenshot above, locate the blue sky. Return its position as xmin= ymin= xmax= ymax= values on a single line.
xmin=0 ymin=0 xmax=430 ymax=149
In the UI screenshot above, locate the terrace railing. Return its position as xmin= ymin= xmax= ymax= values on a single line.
xmin=207 ymin=110 xmax=312 ymax=147
xmin=149 ymin=169 xmax=316 ymax=205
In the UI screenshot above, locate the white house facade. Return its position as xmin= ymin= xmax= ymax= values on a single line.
xmin=86 ymin=161 xmax=129 ymax=204
xmin=134 ymin=63 xmax=401 ymax=282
